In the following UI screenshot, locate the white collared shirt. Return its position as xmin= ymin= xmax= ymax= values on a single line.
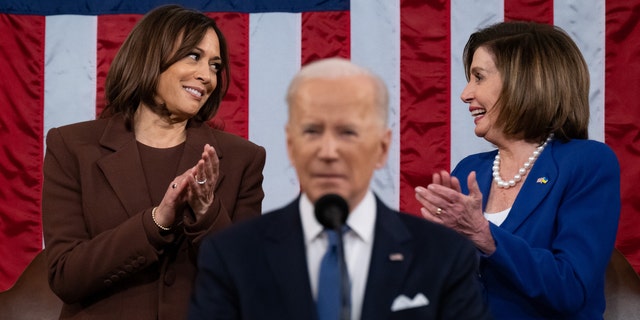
xmin=300 ymin=191 xmax=376 ymax=320
xmin=484 ymin=207 xmax=510 ymax=226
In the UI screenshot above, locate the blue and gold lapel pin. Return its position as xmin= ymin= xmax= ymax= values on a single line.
xmin=536 ymin=177 xmax=549 ymax=184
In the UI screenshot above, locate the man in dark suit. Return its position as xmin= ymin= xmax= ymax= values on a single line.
xmin=189 ymin=58 xmax=490 ymax=319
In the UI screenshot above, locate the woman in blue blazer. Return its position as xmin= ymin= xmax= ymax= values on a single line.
xmin=415 ymin=21 xmax=621 ymax=319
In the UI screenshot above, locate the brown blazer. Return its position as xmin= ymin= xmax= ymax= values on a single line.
xmin=42 ymin=115 xmax=265 ymax=319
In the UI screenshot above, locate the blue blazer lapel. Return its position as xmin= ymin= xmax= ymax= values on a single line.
xmin=361 ymin=197 xmax=413 ymax=319
xmin=500 ymin=142 xmax=558 ymax=232
xmin=263 ymin=198 xmax=316 ymax=319
xmin=473 ymin=151 xmax=496 ymax=210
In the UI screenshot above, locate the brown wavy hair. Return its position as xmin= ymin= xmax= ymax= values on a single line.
xmin=101 ymin=5 xmax=230 ymax=129
xmin=463 ymin=21 xmax=589 ymax=143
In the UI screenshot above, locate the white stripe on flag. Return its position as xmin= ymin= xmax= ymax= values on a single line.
xmin=44 ymin=15 xmax=97 ymax=141
xmin=450 ymin=0 xmax=502 ymax=167
xmin=554 ymin=2 xmax=606 ymax=142
xmin=351 ymin=0 xmax=401 ymax=210
xmin=248 ymin=12 xmax=302 ymax=212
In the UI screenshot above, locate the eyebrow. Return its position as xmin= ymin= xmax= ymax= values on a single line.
xmin=470 ymin=66 xmax=485 ymax=73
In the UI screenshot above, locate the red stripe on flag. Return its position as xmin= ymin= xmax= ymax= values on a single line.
xmin=399 ymin=0 xmax=451 ymax=215
xmin=0 ymin=14 xmax=45 ymax=291
xmin=605 ymin=0 xmax=640 ymax=273
xmin=96 ymin=14 xmax=143 ymax=116
xmin=504 ymin=0 xmax=554 ymax=24
xmin=208 ymin=13 xmax=250 ymax=139
xmin=301 ymin=11 xmax=350 ymax=65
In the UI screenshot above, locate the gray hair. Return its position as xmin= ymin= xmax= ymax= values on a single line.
xmin=286 ymin=57 xmax=389 ymax=126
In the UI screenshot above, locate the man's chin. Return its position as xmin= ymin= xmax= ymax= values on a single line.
xmin=305 ymin=187 xmax=347 ymax=204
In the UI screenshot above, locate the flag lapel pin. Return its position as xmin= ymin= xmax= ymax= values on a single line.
xmin=389 ymin=253 xmax=404 ymax=261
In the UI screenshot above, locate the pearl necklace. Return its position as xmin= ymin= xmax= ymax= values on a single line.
xmin=492 ymin=134 xmax=554 ymax=189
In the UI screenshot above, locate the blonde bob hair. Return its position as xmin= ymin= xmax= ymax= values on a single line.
xmin=463 ymin=21 xmax=590 ymax=142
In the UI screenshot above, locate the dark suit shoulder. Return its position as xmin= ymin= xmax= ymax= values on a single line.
xmin=54 ymin=117 xmax=109 ymax=132
xmin=204 ymin=125 xmax=264 ymax=152
xmin=46 ymin=118 xmax=111 ymax=144
xmin=203 ymin=200 xmax=297 ymax=246
xmin=375 ymin=198 xmax=461 ymax=239
xmin=396 ymin=210 xmax=475 ymax=248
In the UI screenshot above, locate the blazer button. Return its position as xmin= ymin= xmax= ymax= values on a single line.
xmin=124 ymin=264 xmax=133 ymax=272
xmin=104 ymin=279 xmax=113 ymax=287
xmin=110 ymin=275 xmax=120 ymax=282
xmin=137 ymin=256 xmax=147 ymax=265
xmin=164 ymin=269 xmax=176 ymax=286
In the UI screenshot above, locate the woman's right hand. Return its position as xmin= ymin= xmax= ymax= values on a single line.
xmin=415 ymin=171 xmax=496 ymax=254
xmin=153 ymin=170 xmax=193 ymax=229
xmin=153 ymin=144 xmax=220 ymax=229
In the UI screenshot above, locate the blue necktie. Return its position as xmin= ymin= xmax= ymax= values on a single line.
xmin=317 ymin=228 xmax=350 ymax=320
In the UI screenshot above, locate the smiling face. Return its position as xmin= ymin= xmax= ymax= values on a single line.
xmin=154 ymin=28 xmax=221 ymax=122
xmin=460 ymin=46 xmax=504 ymax=142
xmin=286 ymin=75 xmax=391 ymax=210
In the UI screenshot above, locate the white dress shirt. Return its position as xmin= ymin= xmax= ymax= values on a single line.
xmin=300 ymin=191 xmax=376 ymax=320
xmin=484 ymin=207 xmax=510 ymax=226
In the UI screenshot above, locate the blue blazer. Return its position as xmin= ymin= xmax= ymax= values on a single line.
xmin=452 ymin=139 xmax=620 ymax=319
xmin=189 ymin=196 xmax=491 ymax=319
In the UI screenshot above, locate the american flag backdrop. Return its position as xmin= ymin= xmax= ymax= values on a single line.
xmin=0 ymin=0 xmax=638 ymax=291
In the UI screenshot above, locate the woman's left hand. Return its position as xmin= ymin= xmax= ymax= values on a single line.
xmin=415 ymin=170 xmax=496 ymax=254
xmin=186 ymin=144 xmax=219 ymax=217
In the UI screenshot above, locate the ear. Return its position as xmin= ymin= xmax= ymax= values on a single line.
xmin=375 ymin=128 xmax=392 ymax=169
xmin=285 ymin=123 xmax=295 ymax=166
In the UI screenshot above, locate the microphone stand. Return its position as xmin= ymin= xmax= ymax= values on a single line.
xmin=314 ymin=193 xmax=351 ymax=320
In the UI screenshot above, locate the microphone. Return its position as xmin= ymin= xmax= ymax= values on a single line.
xmin=314 ymin=193 xmax=349 ymax=230
xmin=314 ymin=194 xmax=351 ymax=320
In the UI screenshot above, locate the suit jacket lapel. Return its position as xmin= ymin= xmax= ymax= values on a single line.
xmin=361 ymin=197 xmax=413 ymax=319
xmin=264 ymin=199 xmax=316 ymax=319
xmin=500 ymin=141 xmax=558 ymax=232
xmin=96 ymin=119 xmax=227 ymax=217
xmin=96 ymin=116 xmax=150 ymax=216
xmin=474 ymin=151 xmax=496 ymax=211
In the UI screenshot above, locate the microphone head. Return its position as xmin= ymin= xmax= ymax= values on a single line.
xmin=314 ymin=194 xmax=349 ymax=230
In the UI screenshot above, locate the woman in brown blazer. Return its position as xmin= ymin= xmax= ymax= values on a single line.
xmin=41 ymin=5 xmax=265 ymax=319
